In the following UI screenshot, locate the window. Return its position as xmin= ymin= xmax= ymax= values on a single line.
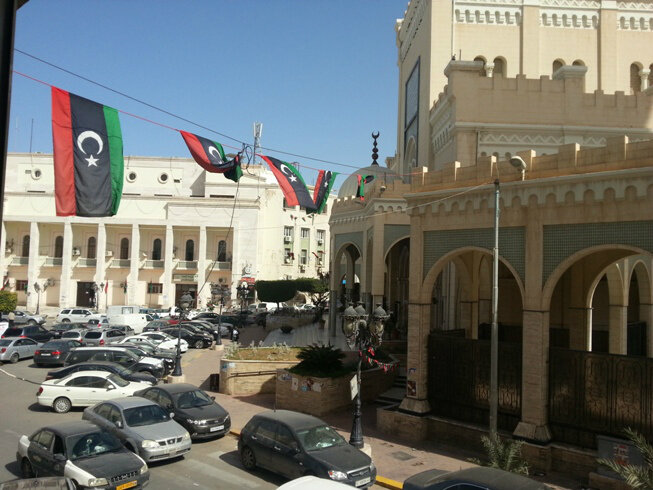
xmin=87 ymin=237 xmax=96 ymax=259
xmin=34 ymin=430 xmax=54 ymax=450
xmin=107 ymin=406 xmax=122 ymax=425
xmin=404 ymin=59 xmax=419 ymax=168
xmin=54 ymin=236 xmax=63 ymax=258
xmin=120 ymin=238 xmax=129 ymax=260
xmin=284 ymin=226 xmax=293 ymax=237
xmin=217 ymin=240 xmax=227 ymax=262
xmin=300 ymin=249 xmax=308 ymax=265
xmin=185 ymin=239 xmax=194 ymax=261
xmin=552 ymin=59 xmax=564 ymax=75
xmin=316 ymin=230 xmax=325 ymax=241
xmin=148 ymin=283 xmax=163 ymax=294
xmin=152 ymin=239 xmax=162 ymax=261
xmin=300 ymin=228 xmax=310 ymax=238
xmin=282 ymin=198 xmax=292 ymax=209
xmin=493 ymin=57 xmax=506 ymax=77
xmin=631 ymin=63 xmax=642 ymax=94
xmin=16 ymin=280 xmax=28 ymax=292
xmin=52 ymin=435 xmax=64 ymax=455
xmin=275 ymin=425 xmax=298 ymax=449
xmin=572 ymin=59 xmax=584 ymax=67
xmin=21 ymin=235 xmax=30 ymax=257
xmin=254 ymin=420 xmax=277 ymax=441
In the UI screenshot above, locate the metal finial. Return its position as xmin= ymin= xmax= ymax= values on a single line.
xmin=371 ymin=131 xmax=380 ymax=166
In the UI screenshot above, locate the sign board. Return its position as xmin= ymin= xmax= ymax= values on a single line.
xmin=173 ymin=274 xmax=198 ymax=283
xmin=350 ymin=375 xmax=358 ymax=400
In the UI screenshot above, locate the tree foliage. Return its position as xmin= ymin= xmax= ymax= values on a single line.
xmin=598 ymin=428 xmax=653 ymax=489
xmin=255 ymin=280 xmax=297 ymax=308
xmin=0 ymin=290 xmax=17 ymax=315
xmin=288 ymin=344 xmax=350 ymax=378
xmin=469 ymin=432 xmax=529 ymax=475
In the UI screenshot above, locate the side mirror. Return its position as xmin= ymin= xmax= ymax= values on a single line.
xmin=115 ymin=421 xmax=123 ymax=428
xmin=169 ymin=412 xmax=175 ymax=418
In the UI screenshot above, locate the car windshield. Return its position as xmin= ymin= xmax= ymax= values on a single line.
xmin=124 ymin=404 xmax=170 ymax=427
xmin=134 ymin=344 xmax=154 ymax=355
xmin=0 ymin=339 xmax=12 ymax=346
xmin=107 ymin=373 xmax=129 ymax=387
xmin=42 ymin=341 xmax=66 ymax=349
xmin=62 ymin=332 xmax=80 ymax=338
xmin=296 ymin=425 xmax=347 ymax=451
xmin=173 ymin=389 xmax=213 ymax=409
xmin=67 ymin=431 xmax=123 ymax=460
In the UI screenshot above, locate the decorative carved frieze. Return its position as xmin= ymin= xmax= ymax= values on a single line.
xmin=398 ymin=0 xmax=427 ymax=62
xmin=617 ymin=14 xmax=653 ymax=30
xmin=454 ymin=1 xmax=522 ymax=25
xmin=540 ymin=9 xmax=599 ymax=27
xmin=541 ymin=0 xmax=600 ymax=8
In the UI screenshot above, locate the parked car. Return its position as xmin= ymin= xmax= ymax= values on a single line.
xmin=161 ymin=327 xmax=212 ymax=349
xmin=109 ymin=324 xmax=136 ymax=337
xmin=46 ymin=361 xmax=157 ymax=385
xmin=1 ymin=325 xmax=53 ymax=343
xmin=238 ymin=410 xmax=376 ymax=487
xmin=49 ymin=323 xmax=88 ymax=339
xmin=0 ymin=338 xmax=40 ymax=363
xmin=184 ymin=320 xmax=232 ymax=340
xmin=36 ymin=370 xmax=153 ymax=413
xmin=64 ymin=346 xmax=167 ymax=379
xmin=403 ymin=467 xmax=551 ymax=490
xmin=135 ymin=383 xmax=231 ymax=440
xmin=142 ymin=320 xmax=174 ymax=332
xmin=34 ymin=340 xmax=83 ymax=367
xmin=82 ymin=328 xmax=126 ymax=346
xmin=59 ymin=329 xmax=87 ymax=344
xmin=277 ymin=476 xmax=353 ymax=489
xmin=112 ymin=342 xmax=176 ymax=373
xmin=0 ymin=477 xmax=75 ymax=490
xmin=130 ymin=332 xmax=188 ymax=352
xmin=55 ymin=308 xmax=94 ymax=323
xmin=11 ymin=310 xmax=46 ymax=326
xmin=83 ymin=397 xmax=192 ymax=462
xmin=85 ymin=316 xmax=109 ymax=328
xmin=16 ymin=420 xmax=149 ymax=487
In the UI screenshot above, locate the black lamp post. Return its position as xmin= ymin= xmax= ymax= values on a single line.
xmin=173 ymin=292 xmax=192 ymax=377
xmin=211 ymin=281 xmax=229 ymax=346
xmin=237 ymin=282 xmax=250 ymax=315
xmin=33 ymin=282 xmax=41 ymax=315
xmin=342 ymin=302 xmax=389 ymax=448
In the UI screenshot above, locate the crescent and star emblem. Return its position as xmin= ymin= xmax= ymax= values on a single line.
xmin=208 ymin=146 xmax=224 ymax=164
xmin=280 ymin=164 xmax=297 ymax=183
xmin=76 ymin=131 xmax=103 ymax=167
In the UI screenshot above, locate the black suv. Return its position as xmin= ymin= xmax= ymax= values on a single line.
xmin=49 ymin=323 xmax=89 ymax=339
xmin=2 ymin=325 xmax=53 ymax=343
xmin=238 ymin=410 xmax=376 ymax=487
xmin=161 ymin=327 xmax=212 ymax=349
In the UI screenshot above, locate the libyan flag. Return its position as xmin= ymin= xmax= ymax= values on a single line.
xmin=180 ymin=130 xmax=242 ymax=182
xmin=52 ymin=87 xmax=124 ymax=217
xmin=356 ymin=174 xmax=375 ymax=201
xmin=261 ymin=156 xmax=316 ymax=210
xmin=309 ymin=169 xmax=338 ymax=214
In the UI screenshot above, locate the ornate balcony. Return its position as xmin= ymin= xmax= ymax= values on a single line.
xmin=110 ymin=259 xmax=131 ymax=268
xmin=176 ymin=261 xmax=197 ymax=270
xmin=144 ymin=260 xmax=164 ymax=269
xmin=77 ymin=258 xmax=97 ymax=267
xmin=43 ymin=257 xmax=63 ymax=266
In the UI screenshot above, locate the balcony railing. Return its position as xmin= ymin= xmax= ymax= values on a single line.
xmin=77 ymin=258 xmax=97 ymax=267
xmin=110 ymin=259 xmax=131 ymax=268
xmin=144 ymin=260 xmax=164 ymax=269
xmin=10 ymin=257 xmax=28 ymax=266
xmin=215 ymin=261 xmax=232 ymax=270
xmin=177 ymin=260 xmax=198 ymax=270
xmin=43 ymin=257 xmax=63 ymax=266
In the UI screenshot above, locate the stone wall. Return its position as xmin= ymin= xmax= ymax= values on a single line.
xmin=219 ymin=359 xmax=299 ymax=395
xmin=276 ymin=367 xmax=396 ymax=417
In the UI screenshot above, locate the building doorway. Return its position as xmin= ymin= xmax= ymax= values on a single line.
xmin=76 ymin=281 xmax=96 ymax=308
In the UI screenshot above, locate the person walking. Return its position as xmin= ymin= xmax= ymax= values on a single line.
xmin=7 ymin=311 xmax=15 ymax=327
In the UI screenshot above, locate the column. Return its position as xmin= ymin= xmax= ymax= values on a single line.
xmin=128 ymin=224 xmax=140 ymax=305
xmin=608 ymin=304 xmax=628 ymax=354
xmin=26 ymin=221 xmax=40 ymax=310
xmin=162 ymin=225 xmax=174 ymax=308
xmin=59 ymin=221 xmax=73 ymax=307
xmin=0 ymin=221 xmax=6 ymax=281
xmin=196 ymin=225 xmax=209 ymax=308
xmin=568 ymin=264 xmax=591 ymax=350
xmin=95 ymin=222 xmax=106 ymax=311
xmin=640 ymin=69 xmax=651 ymax=92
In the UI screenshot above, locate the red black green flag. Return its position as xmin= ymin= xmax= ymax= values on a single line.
xmin=309 ymin=170 xmax=338 ymax=214
xmin=261 ymin=156 xmax=316 ymax=210
xmin=51 ymin=87 xmax=124 ymax=217
xmin=356 ymin=174 xmax=375 ymax=201
xmin=179 ymin=130 xmax=242 ymax=182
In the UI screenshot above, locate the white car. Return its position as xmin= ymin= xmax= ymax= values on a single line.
xmin=36 ymin=370 xmax=153 ymax=413
xmin=56 ymin=308 xmax=94 ymax=323
xmin=121 ymin=334 xmax=188 ymax=353
xmin=277 ymin=476 xmax=352 ymax=489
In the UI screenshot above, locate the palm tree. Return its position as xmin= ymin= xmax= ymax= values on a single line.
xmin=597 ymin=428 xmax=653 ymax=489
xmin=469 ymin=431 xmax=529 ymax=475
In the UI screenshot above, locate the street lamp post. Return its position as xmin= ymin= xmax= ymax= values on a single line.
xmin=342 ymin=302 xmax=389 ymax=449
xmin=173 ymin=292 xmax=192 ymax=377
xmin=211 ymin=281 xmax=229 ymax=346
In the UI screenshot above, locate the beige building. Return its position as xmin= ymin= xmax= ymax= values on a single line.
xmin=329 ymin=0 xmax=653 ymax=474
xmin=2 ymin=153 xmax=333 ymax=311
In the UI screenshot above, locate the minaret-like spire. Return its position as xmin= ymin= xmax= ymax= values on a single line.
xmin=371 ymin=131 xmax=380 ymax=166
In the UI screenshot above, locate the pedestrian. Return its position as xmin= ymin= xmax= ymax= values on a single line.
xmin=7 ymin=311 xmax=15 ymax=327
xmin=231 ymin=327 xmax=239 ymax=343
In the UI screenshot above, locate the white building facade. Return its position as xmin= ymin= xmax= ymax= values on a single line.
xmin=1 ymin=153 xmax=333 ymax=310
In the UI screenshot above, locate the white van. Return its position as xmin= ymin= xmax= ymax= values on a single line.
xmin=106 ymin=305 xmax=141 ymax=317
xmin=108 ymin=313 xmax=149 ymax=334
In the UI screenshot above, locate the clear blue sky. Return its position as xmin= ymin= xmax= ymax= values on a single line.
xmin=9 ymin=0 xmax=407 ymax=188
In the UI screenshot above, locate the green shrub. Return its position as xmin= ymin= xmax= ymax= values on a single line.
xmin=0 ymin=290 xmax=17 ymax=317
xmin=255 ymin=280 xmax=297 ymax=307
xmin=288 ymin=344 xmax=352 ymax=378
xmin=469 ymin=432 xmax=529 ymax=475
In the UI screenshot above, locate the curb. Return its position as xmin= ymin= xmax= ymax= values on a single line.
xmin=229 ymin=428 xmax=403 ymax=488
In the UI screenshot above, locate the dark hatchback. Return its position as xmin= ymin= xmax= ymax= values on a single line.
xmin=49 ymin=323 xmax=88 ymax=340
xmin=16 ymin=420 xmax=149 ymax=489
xmin=403 ymin=467 xmax=551 ymax=490
xmin=34 ymin=340 xmax=83 ymax=367
xmin=134 ymin=383 xmax=230 ymax=440
xmin=2 ymin=325 xmax=53 ymax=343
xmin=46 ymin=361 xmax=157 ymax=385
xmin=238 ymin=410 xmax=376 ymax=488
xmin=161 ymin=327 xmax=212 ymax=349
xmin=64 ymin=347 xmax=166 ymax=379
xmin=113 ymin=343 xmax=176 ymax=373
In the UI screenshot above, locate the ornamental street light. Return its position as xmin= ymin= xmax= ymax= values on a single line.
xmin=237 ymin=282 xmax=250 ymax=315
xmin=173 ymin=292 xmax=193 ymax=377
xmin=211 ymin=280 xmax=230 ymax=346
xmin=342 ymin=302 xmax=389 ymax=449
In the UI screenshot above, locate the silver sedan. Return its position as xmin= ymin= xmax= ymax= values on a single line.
xmin=0 ymin=337 xmax=40 ymax=363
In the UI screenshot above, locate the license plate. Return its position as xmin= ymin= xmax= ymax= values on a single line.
xmin=117 ymin=481 xmax=137 ymax=490
xmin=209 ymin=425 xmax=224 ymax=432
xmin=40 ymin=353 xmax=51 ymax=356
xmin=355 ymin=477 xmax=371 ymax=487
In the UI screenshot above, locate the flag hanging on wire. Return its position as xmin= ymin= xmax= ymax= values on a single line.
xmin=309 ymin=170 xmax=338 ymax=214
xmin=179 ymin=130 xmax=242 ymax=182
xmin=356 ymin=174 xmax=375 ymax=201
xmin=51 ymin=86 xmax=124 ymax=217
xmin=261 ymin=156 xmax=316 ymax=210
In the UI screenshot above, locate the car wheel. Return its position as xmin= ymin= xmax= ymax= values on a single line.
xmin=28 ymin=319 xmax=37 ymax=325
xmin=61 ymin=318 xmax=70 ymax=323
xmin=53 ymin=396 xmax=72 ymax=413
xmin=20 ymin=458 xmax=34 ymax=478
xmin=9 ymin=352 xmax=19 ymax=364
xmin=240 ymin=446 xmax=256 ymax=471
xmin=193 ymin=340 xmax=203 ymax=349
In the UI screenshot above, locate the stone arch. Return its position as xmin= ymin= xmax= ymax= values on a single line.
xmin=493 ymin=56 xmax=506 ymax=77
xmin=333 ymin=242 xmax=362 ymax=304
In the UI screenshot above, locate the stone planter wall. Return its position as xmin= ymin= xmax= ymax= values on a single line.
xmin=275 ymin=367 xmax=397 ymax=417
xmin=219 ymin=359 xmax=299 ymax=395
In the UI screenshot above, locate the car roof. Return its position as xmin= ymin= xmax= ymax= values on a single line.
xmin=403 ymin=467 xmax=550 ymax=490
xmin=65 ymin=361 xmax=119 ymax=368
xmin=102 ymin=396 xmax=153 ymax=409
xmin=253 ymin=410 xmax=326 ymax=430
xmin=73 ymin=346 xmax=128 ymax=350
xmin=63 ymin=370 xmax=113 ymax=378
xmin=152 ymin=383 xmax=200 ymax=394
xmin=38 ymin=420 xmax=101 ymax=437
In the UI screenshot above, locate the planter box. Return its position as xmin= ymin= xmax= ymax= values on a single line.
xmin=276 ymin=367 xmax=397 ymax=417
xmin=219 ymin=359 xmax=299 ymax=395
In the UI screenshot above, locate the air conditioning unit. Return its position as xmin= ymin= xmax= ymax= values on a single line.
xmin=317 ymin=239 xmax=323 ymax=245
xmin=284 ymin=257 xmax=291 ymax=264
xmin=105 ymin=250 xmax=113 ymax=257
xmin=284 ymin=236 xmax=292 ymax=243
xmin=72 ymin=247 xmax=81 ymax=256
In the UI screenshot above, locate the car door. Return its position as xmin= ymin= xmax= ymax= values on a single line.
xmin=27 ymin=429 xmax=55 ymax=476
xmin=86 ymin=376 xmax=115 ymax=404
xmin=248 ymin=419 xmax=278 ymax=471
xmin=64 ymin=375 xmax=95 ymax=405
xmin=270 ymin=424 xmax=304 ymax=479
xmin=20 ymin=338 xmax=38 ymax=357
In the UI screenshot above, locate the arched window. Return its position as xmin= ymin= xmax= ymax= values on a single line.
xmin=218 ymin=240 xmax=227 ymax=262
xmin=474 ymin=56 xmax=487 ymax=75
xmin=21 ymin=235 xmax=30 ymax=257
xmin=54 ymin=236 xmax=63 ymax=258
xmin=87 ymin=237 xmax=96 ymax=259
xmin=631 ymin=63 xmax=642 ymax=94
xmin=185 ymin=239 xmax=194 ymax=261
xmin=493 ymin=57 xmax=505 ymax=77
xmin=552 ymin=59 xmax=564 ymax=76
xmin=152 ymin=239 xmax=162 ymax=261
xmin=120 ymin=238 xmax=129 ymax=260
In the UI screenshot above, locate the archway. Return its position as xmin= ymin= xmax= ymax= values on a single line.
xmin=385 ymin=237 xmax=409 ymax=337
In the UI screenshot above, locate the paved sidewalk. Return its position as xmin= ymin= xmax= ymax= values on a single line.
xmin=179 ymin=344 xmax=581 ymax=489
